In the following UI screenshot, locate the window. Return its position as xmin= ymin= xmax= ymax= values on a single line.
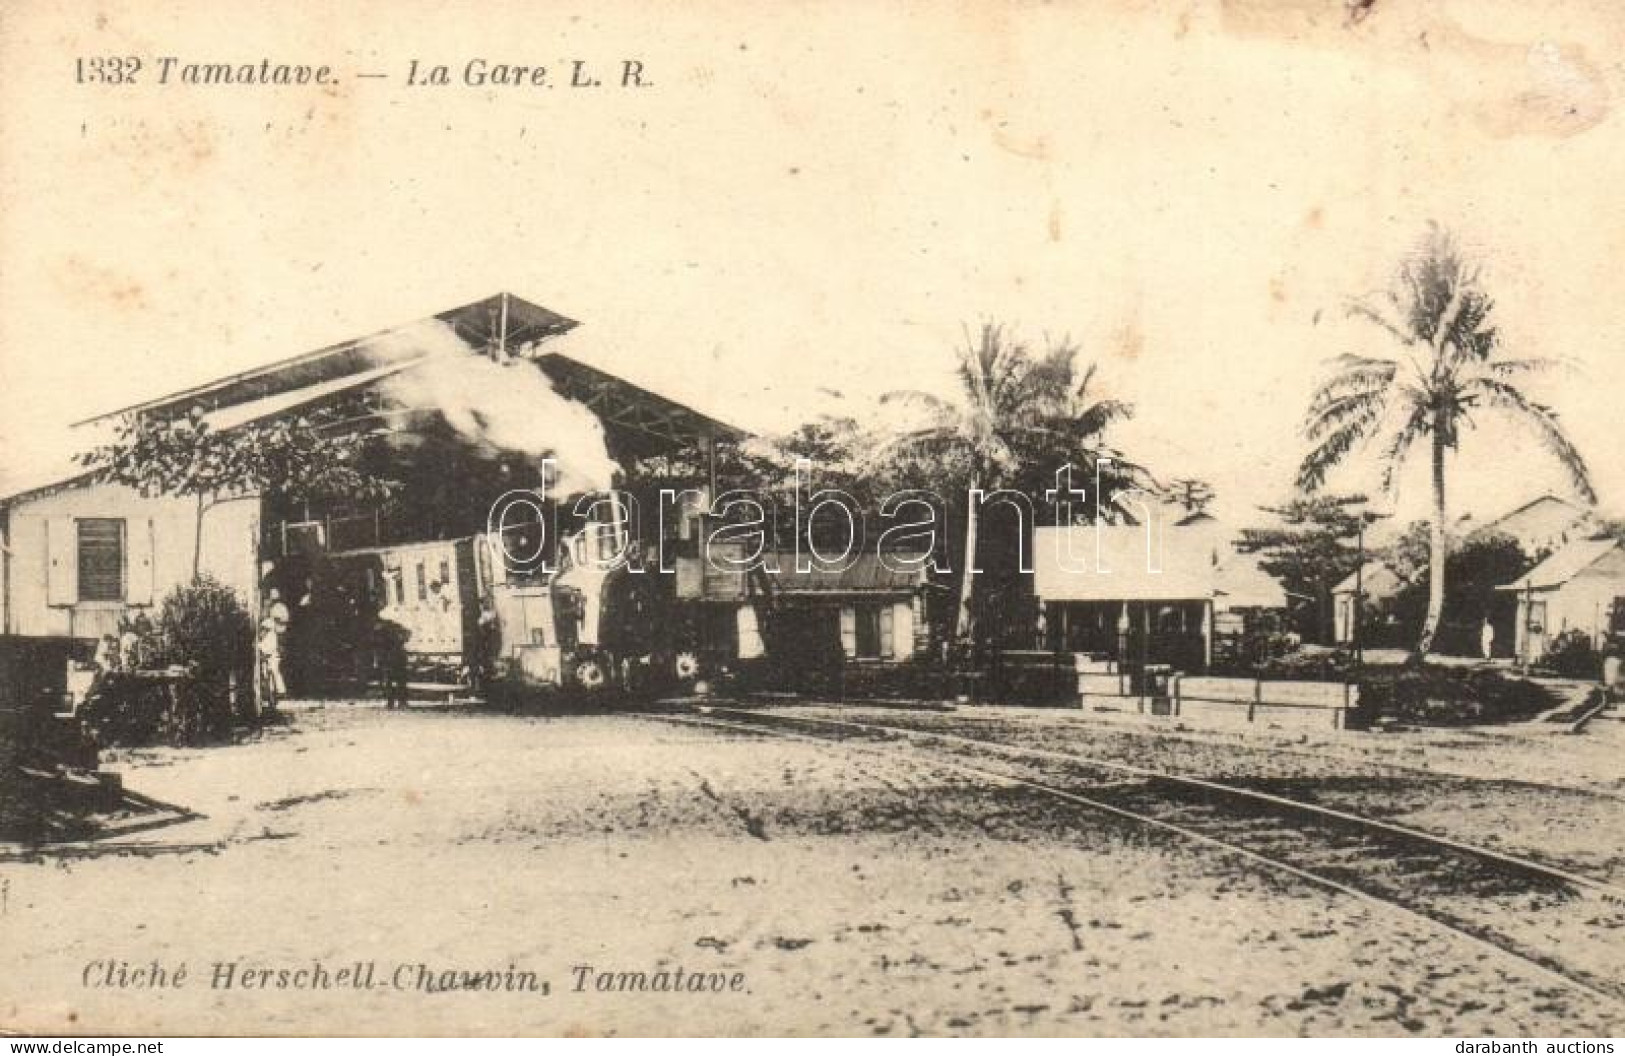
xmin=854 ymin=605 xmax=882 ymax=659
xmin=415 ymin=562 xmax=427 ymax=601
xmin=77 ymin=518 xmax=125 ymax=603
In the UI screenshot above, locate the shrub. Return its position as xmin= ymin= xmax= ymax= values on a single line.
xmin=1212 ymin=628 xmax=1300 ymax=675
xmin=1255 ymin=645 xmax=1356 ymax=682
xmin=1357 ymin=663 xmax=1558 ymax=726
xmin=77 ymin=672 xmax=192 ymax=747
xmin=147 ymin=576 xmax=255 ymax=686
xmin=78 ymin=577 xmax=254 ymax=747
xmin=1542 ymin=629 xmax=1600 ymax=680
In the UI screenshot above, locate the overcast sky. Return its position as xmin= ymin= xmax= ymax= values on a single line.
xmin=2 ymin=0 xmax=1621 ymax=534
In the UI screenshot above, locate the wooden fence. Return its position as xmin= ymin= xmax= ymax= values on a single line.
xmin=1073 ymin=654 xmax=1357 ymax=730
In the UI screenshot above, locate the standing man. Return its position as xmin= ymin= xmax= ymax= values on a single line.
xmin=375 ymin=604 xmax=411 ymax=710
xmin=1480 ymin=617 xmax=1495 ymax=662
xmin=259 ymin=588 xmax=290 ymax=710
xmin=473 ymin=601 xmax=500 ymax=694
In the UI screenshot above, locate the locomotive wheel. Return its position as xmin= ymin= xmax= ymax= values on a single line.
xmin=572 ymin=656 xmax=609 ymax=692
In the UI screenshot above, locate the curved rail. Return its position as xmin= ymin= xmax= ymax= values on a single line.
xmin=651 ymin=706 xmax=1625 ymax=1011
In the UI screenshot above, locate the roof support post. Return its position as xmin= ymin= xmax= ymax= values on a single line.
xmin=704 ymin=433 xmax=718 ymax=500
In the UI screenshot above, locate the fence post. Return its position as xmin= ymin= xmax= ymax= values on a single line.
xmin=1249 ymin=679 xmax=1260 ymax=724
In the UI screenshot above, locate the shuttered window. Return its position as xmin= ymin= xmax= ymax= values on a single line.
xmin=77 ymin=518 xmax=125 ymax=602
xmin=854 ymin=605 xmax=882 ymax=659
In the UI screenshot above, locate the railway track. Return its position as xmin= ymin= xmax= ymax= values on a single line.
xmin=650 ymin=704 xmax=1625 ymax=1012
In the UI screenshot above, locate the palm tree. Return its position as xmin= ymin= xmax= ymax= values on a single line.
xmin=1298 ymin=224 xmax=1594 ymax=656
xmin=874 ymin=323 xmax=1141 ymax=639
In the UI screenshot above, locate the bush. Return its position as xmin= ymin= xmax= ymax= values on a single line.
xmin=77 ymin=672 xmax=198 ymax=747
xmin=1542 ymin=629 xmax=1600 ymax=680
xmin=78 ymin=577 xmax=254 ymax=747
xmin=1255 ymin=645 xmax=1356 ymax=682
xmin=146 ymin=576 xmax=255 ymax=687
xmin=1357 ymin=663 xmax=1558 ymax=726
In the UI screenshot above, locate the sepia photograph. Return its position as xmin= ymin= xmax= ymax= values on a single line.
xmin=1 ymin=0 xmax=1623 ymax=1043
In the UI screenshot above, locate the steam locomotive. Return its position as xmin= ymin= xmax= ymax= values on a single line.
xmin=319 ymin=516 xmax=701 ymax=703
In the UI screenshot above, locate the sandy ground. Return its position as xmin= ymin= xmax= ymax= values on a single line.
xmin=781 ymin=703 xmax=1625 ymax=882
xmin=1 ymin=704 xmax=1620 ymax=1037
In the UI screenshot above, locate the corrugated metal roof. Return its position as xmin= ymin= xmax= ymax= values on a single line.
xmin=74 ymin=293 xmax=578 ymax=426
xmin=202 ymin=357 xmax=430 ymax=432
xmin=1034 ymin=526 xmax=1215 ymax=601
xmin=676 ymin=548 xmax=931 ymax=601
xmin=1498 ymin=536 xmax=1622 ymax=591
xmin=757 ymin=551 xmax=931 ymax=595
xmin=1214 ymin=552 xmax=1287 ymax=610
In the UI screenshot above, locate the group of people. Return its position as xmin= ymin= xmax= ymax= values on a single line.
xmin=257 ymin=587 xmax=291 ymax=709
xmin=258 ymin=575 xmax=415 ymax=710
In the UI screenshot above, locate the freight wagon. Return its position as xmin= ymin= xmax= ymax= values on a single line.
xmin=318 ymin=518 xmax=694 ymax=702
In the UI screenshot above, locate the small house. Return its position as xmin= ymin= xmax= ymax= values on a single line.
xmin=674 ymin=548 xmax=935 ymax=670
xmin=1331 ymin=560 xmax=1408 ymax=645
xmin=0 ymin=479 xmax=260 ymax=644
xmin=1033 ymin=524 xmax=1221 ymax=673
xmin=1497 ymin=536 xmax=1625 ymax=662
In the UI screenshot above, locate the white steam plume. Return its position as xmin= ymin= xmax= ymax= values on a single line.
xmin=367 ymin=320 xmax=618 ymax=496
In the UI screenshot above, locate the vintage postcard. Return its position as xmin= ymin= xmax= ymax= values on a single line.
xmin=2 ymin=0 xmax=1624 ymax=1040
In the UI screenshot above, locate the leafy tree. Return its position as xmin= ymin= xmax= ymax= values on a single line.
xmin=1236 ymin=494 xmax=1369 ymax=642
xmin=1298 ymin=224 xmax=1594 ymax=657
xmin=623 ymin=417 xmax=879 ymax=554
xmin=739 ymin=415 xmax=883 ymax=547
xmin=78 ymin=406 xmax=396 ymax=576
xmin=873 ymin=323 xmax=1145 ymax=637
xmin=1383 ymin=518 xmax=1441 ymax=584
xmin=1167 ymin=478 xmax=1217 ymax=518
xmin=1389 ymin=529 xmax=1531 ymax=654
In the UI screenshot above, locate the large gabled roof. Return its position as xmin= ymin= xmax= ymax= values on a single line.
xmin=1479 ymin=493 xmax=1585 ymax=529
xmin=70 ymin=292 xmax=746 ymax=450
xmin=1460 ymin=493 xmax=1594 ymax=549
xmin=0 ymin=294 xmax=748 ymax=505
xmin=532 ymin=351 xmax=746 ymax=451
xmin=74 ymin=294 xmax=578 ymax=427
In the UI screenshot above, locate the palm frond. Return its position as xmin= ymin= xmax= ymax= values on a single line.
xmin=1465 ymin=377 xmax=1597 ymax=503
xmin=1306 ymin=367 xmax=1396 ymax=418
xmin=1486 ymin=356 xmax=1566 ymax=379
xmin=1297 ymin=415 xmax=1382 ymax=492
xmin=878 ymin=388 xmax=958 ymax=421
xmin=1303 ymin=388 xmax=1389 ymax=443
xmin=1346 ymin=300 xmax=1415 ymax=347
xmin=1376 ymin=405 xmax=1429 ymax=494
xmin=1072 ymin=359 xmax=1098 ymax=401
xmin=1070 ymin=398 xmax=1134 ymax=438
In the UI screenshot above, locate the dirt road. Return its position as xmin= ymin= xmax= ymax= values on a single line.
xmin=1 ymin=705 xmax=1618 ymax=1035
